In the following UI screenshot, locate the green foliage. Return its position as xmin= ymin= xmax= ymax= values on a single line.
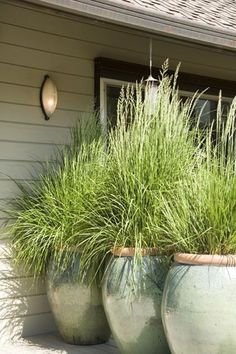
xmin=7 ymin=116 xmax=107 ymax=278
xmin=159 ymin=96 xmax=236 ymax=255
xmin=78 ymin=67 xmax=202 ymax=275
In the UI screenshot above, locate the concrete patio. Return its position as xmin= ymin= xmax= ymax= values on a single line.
xmin=1 ymin=335 xmax=119 ymax=354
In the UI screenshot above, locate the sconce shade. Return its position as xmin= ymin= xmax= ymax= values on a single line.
xmin=145 ymin=74 xmax=158 ymax=114
xmin=40 ymin=75 xmax=58 ymax=120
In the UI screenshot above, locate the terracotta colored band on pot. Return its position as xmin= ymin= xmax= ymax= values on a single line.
xmin=175 ymin=253 xmax=236 ymax=266
xmin=112 ymin=247 xmax=159 ymax=257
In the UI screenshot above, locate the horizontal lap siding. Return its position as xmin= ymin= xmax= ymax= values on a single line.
xmin=0 ymin=82 xmax=93 ymax=111
xmin=0 ymin=243 xmax=55 ymax=341
xmin=0 ymin=160 xmax=48 ymax=180
xmin=0 ymin=102 xmax=82 ymax=127
xmin=0 ymin=0 xmax=236 ymax=343
xmin=0 ymin=141 xmax=59 ymax=161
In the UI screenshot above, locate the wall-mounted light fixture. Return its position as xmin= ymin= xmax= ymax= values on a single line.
xmin=145 ymin=38 xmax=158 ymax=114
xmin=40 ymin=75 xmax=58 ymax=120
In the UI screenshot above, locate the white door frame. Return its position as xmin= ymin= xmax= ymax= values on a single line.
xmin=100 ymin=77 xmax=132 ymax=133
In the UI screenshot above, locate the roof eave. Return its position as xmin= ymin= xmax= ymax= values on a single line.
xmin=24 ymin=0 xmax=236 ymax=51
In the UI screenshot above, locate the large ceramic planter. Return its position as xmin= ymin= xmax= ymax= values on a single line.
xmin=162 ymin=253 xmax=236 ymax=354
xmin=46 ymin=252 xmax=110 ymax=345
xmin=102 ymin=247 xmax=170 ymax=354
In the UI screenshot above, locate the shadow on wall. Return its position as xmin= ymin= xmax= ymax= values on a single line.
xmin=0 ymin=249 xmax=56 ymax=344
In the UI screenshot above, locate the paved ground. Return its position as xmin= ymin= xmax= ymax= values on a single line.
xmin=1 ymin=334 xmax=120 ymax=354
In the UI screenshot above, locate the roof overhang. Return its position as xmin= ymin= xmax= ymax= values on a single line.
xmin=24 ymin=0 xmax=236 ymax=51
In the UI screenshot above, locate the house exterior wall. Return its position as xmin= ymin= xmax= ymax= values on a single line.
xmin=0 ymin=0 xmax=236 ymax=342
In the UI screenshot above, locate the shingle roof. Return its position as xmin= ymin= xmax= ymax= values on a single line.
xmin=112 ymin=0 xmax=236 ymax=34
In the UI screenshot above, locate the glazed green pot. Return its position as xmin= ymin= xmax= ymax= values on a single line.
xmin=46 ymin=253 xmax=110 ymax=345
xmin=102 ymin=250 xmax=170 ymax=354
xmin=162 ymin=253 xmax=236 ymax=354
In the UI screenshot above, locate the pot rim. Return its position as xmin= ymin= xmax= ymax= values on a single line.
xmin=175 ymin=253 xmax=236 ymax=266
xmin=112 ymin=247 xmax=159 ymax=257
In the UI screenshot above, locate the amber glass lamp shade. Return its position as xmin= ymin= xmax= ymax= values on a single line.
xmin=40 ymin=75 xmax=58 ymax=120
